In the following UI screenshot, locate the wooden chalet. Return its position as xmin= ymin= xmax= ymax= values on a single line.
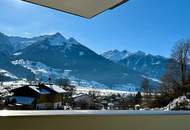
xmin=9 ymin=84 xmax=67 ymax=110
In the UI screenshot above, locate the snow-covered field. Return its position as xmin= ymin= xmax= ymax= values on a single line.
xmin=75 ymin=87 xmax=137 ymax=97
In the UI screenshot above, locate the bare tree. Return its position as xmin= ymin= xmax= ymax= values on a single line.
xmin=160 ymin=39 xmax=190 ymax=99
xmin=171 ymin=39 xmax=190 ymax=86
xmin=160 ymin=71 xmax=182 ymax=97
xmin=0 ymin=72 xmax=4 ymax=86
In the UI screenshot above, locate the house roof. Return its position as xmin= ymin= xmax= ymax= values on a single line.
xmin=12 ymin=84 xmax=66 ymax=95
xmin=72 ymin=94 xmax=85 ymax=98
xmin=46 ymin=84 xmax=67 ymax=93
xmin=22 ymin=0 xmax=128 ymax=19
xmin=72 ymin=94 xmax=91 ymax=99
xmin=28 ymin=85 xmax=50 ymax=95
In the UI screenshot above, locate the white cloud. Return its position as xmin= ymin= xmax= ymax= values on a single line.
xmin=13 ymin=0 xmax=27 ymax=5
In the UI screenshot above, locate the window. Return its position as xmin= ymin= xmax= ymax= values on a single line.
xmin=0 ymin=0 xmax=190 ymax=112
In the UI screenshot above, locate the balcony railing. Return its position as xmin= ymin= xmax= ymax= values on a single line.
xmin=0 ymin=110 xmax=190 ymax=130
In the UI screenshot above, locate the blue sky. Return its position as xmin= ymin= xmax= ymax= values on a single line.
xmin=1 ymin=0 xmax=190 ymax=57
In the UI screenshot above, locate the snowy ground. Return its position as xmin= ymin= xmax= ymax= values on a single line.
xmin=74 ymin=86 xmax=137 ymax=97
xmin=1 ymin=80 xmax=189 ymax=111
xmin=163 ymin=96 xmax=190 ymax=110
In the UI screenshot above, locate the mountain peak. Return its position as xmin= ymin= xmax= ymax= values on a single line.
xmin=47 ymin=32 xmax=67 ymax=46
xmin=111 ymin=49 xmax=120 ymax=53
xmin=51 ymin=32 xmax=65 ymax=39
xmin=134 ymin=50 xmax=146 ymax=56
xmin=53 ymin=32 xmax=63 ymax=37
xmin=102 ymin=49 xmax=131 ymax=62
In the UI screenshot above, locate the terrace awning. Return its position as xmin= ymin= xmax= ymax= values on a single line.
xmin=22 ymin=0 xmax=128 ymax=19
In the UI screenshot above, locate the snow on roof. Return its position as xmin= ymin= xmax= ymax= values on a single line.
xmin=72 ymin=94 xmax=87 ymax=98
xmin=10 ymin=96 xmax=35 ymax=105
xmin=46 ymin=84 xmax=66 ymax=93
xmin=28 ymin=86 xmax=50 ymax=95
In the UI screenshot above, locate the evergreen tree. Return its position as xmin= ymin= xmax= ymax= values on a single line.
xmin=135 ymin=91 xmax=142 ymax=104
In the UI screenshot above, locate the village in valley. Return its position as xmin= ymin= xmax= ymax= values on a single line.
xmin=0 ymin=74 xmax=189 ymax=111
xmin=0 ymin=77 xmax=161 ymax=111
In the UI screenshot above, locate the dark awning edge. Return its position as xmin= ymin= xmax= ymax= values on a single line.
xmin=22 ymin=0 xmax=129 ymax=19
xmin=109 ymin=0 xmax=129 ymax=10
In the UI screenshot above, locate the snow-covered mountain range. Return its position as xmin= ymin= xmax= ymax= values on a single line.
xmin=0 ymin=32 xmax=167 ymax=91
xmin=102 ymin=49 xmax=169 ymax=79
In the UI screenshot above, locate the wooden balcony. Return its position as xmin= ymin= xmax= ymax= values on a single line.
xmin=0 ymin=110 xmax=190 ymax=130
